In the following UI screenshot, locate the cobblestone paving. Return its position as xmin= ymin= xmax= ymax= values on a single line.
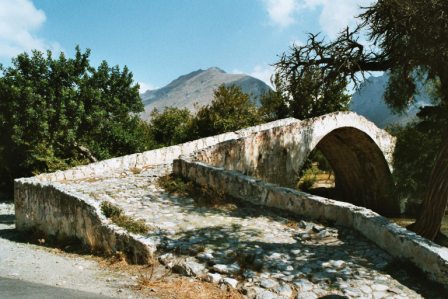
xmin=62 ymin=167 xmax=447 ymax=298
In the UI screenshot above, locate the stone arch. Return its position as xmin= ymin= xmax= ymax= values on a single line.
xmin=194 ymin=112 xmax=399 ymax=216
xmin=311 ymin=127 xmax=397 ymax=215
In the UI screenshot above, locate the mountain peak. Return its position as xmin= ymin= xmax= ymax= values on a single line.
xmin=140 ymin=67 xmax=271 ymax=119
xmin=205 ymin=67 xmax=226 ymax=73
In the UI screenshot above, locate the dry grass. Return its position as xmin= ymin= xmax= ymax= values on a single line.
xmin=129 ymin=167 xmax=142 ymax=174
xmin=99 ymin=252 xmax=242 ymax=299
xmin=137 ymin=276 xmax=243 ymax=299
xmin=285 ymin=219 xmax=298 ymax=229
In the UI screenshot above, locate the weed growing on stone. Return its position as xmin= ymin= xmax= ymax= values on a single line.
xmin=157 ymin=174 xmax=193 ymax=195
xmin=158 ymin=175 xmax=231 ymax=209
xmin=100 ymin=201 xmax=149 ymax=234
xmin=129 ymin=167 xmax=142 ymax=174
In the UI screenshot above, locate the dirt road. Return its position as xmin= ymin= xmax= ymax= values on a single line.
xmin=0 ymin=201 xmax=146 ymax=299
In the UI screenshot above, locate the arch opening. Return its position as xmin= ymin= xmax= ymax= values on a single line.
xmin=298 ymin=127 xmax=399 ymax=216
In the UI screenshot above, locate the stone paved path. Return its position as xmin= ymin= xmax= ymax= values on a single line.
xmin=62 ymin=167 xmax=448 ymax=299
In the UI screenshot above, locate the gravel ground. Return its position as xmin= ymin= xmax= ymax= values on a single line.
xmin=0 ymin=201 xmax=150 ymax=299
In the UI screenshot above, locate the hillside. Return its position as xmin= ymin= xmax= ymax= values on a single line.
xmin=350 ymin=73 xmax=432 ymax=128
xmin=140 ymin=67 xmax=271 ymax=119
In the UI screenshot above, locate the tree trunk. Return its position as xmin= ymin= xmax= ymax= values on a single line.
xmin=408 ymin=139 xmax=448 ymax=241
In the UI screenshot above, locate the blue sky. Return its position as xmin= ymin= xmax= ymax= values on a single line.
xmin=0 ymin=0 xmax=372 ymax=92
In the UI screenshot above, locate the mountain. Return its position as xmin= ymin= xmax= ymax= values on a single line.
xmin=350 ymin=73 xmax=432 ymax=128
xmin=140 ymin=67 xmax=271 ymax=119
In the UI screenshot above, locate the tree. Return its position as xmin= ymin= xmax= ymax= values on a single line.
xmin=274 ymin=0 xmax=448 ymax=240
xmin=0 ymin=47 xmax=151 ymax=192
xmin=275 ymin=64 xmax=350 ymax=120
xmin=148 ymin=107 xmax=194 ymax=147
xmin=258 ymin=74 xmax=290 ymax=122
xmin=191 ymin=84 xmax=261 ymax=138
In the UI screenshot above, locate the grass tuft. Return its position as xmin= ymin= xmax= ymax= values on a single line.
xmin=158 ymin=174 xmax=235 ymax=210
xmin=100 ymin=201 xmax=150 ymax=234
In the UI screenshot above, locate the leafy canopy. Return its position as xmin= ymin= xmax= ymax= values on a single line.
xmin=190 ymin=84 xmax=261 ymax=137
xmin=0 ymin=47 xmax=151 ymax=190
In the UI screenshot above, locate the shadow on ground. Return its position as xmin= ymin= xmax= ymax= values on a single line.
xmin=151 ymin=189 xmax=448 ymax=298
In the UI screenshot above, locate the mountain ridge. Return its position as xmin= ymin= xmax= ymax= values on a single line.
xmin=350 ymin=73 xmax=432 ymax=128
xmin=140 ymin=67 xmax=271 ymax=119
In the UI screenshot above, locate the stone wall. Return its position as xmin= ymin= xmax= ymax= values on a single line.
xmin=14 ymin=178 xmax=155 ymax=263
xmin=173 ymin=158 xmax=448 ymax=286
xmin=34 ymin=118 xmax=299 ymax=183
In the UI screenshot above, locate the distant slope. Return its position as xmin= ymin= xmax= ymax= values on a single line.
xmin=140 ymin=67 xmax=271 ymax=119
xmin=350 ymin=73 xmax=432 ymax=128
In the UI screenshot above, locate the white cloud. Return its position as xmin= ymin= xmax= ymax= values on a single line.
xmin=264 ymin=0 xmax=299 ymax=28
xmin=263 ymin=0 xmax=371 ymax=36
xmin=0 ymin=0 xmax=59 ymax=59
xmin=302 ymin=0 xmax=371 ymax=38
xmin=138 ymin=81 xmax=157 ymax=93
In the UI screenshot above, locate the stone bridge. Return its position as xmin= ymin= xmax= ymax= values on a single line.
xmin=193 ymin=112 xmax=398 ymax=216
xmin=14 ymin=111 xmax=448 ymax=288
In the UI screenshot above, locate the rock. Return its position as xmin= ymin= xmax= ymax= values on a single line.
xmin=253 ymin=287 xmax=286 ymax=299
xmin=312 ymin=225 xmax=325 ymax=233
xmin=158 ymin=253 xmax=175 ymax=268
xmin=196 ymin=252 xmax=214 ymax=261
xmin=293 ymin=279 xmax=313 ymax=292
xmin=360 ymin=285 xmax=372 ymax=294
xmin=260 ymin=278 xmax=279 ymax=289
xmin=172 ymin=258 xmax=206 ymax=277
xmin=298 ymin=220 xmax=308 ymax=229
xmin=291 ymin=249 xmax=301 ymax=255
xmin=330 ymin=260 xmax=346 ymax=269
xmin=372 ymin=284 xmax=389 ymax=292
xmin=373 ymin=291 xmax=388 ymax=299
xmin=311 ymin=271 xmax=332 ymax=283
xmin=299 ymin=233 xmax=312 ymax=240
xmin=296 ymin=291 xmax=317 ymax=299
xmin=317 ymin=230 xmax=330 ymax=239
xmin=212 ymin=263 xmax=240 ymax=275
xmin=275 ymin=283 xmax=293 ymax=297
xmin=243 ymin=269 xmax=257 ymax=279
xmin=301 ymin=267 xmax=312 ymax=274
xmin=278 ymin=274 xmax=295 ymax=282
xmin=206 ymin=273 xmax=222 ymax=284
xmin=222 ymin=277 xmax=239 ymax=288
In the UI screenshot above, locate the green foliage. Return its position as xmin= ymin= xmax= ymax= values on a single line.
xmin=145 ymin=85 xmax=263 ymax=147
xmin=100 ymin=201 xmax=124 ymax=218
xmin=258 ymin=74 xmax=290 ymax=122
xmin=361 ymin=0 xmax=448 ymax=107
xmin=100 ymin=201 xmax=149 ymax=234
xmin=298 ymin=164 xmax=319 ymax=191
xmin=275 ymin=65 xmax=350 ymax=120
xmin=157 ymin=174 xmax=193 ymax=195
xmin=389 ymin=106 xmax=447 ymax=205
xmin=149 ymin=107 xmax=194 ymax=147
xmin=0 ymin=47 xmax=151 ymax=191
xmin=190 ymin=84 xmax=262 ymax=137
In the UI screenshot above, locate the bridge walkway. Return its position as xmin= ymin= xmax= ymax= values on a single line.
xmin=60 ymin=166 xmax=446 ymax=299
